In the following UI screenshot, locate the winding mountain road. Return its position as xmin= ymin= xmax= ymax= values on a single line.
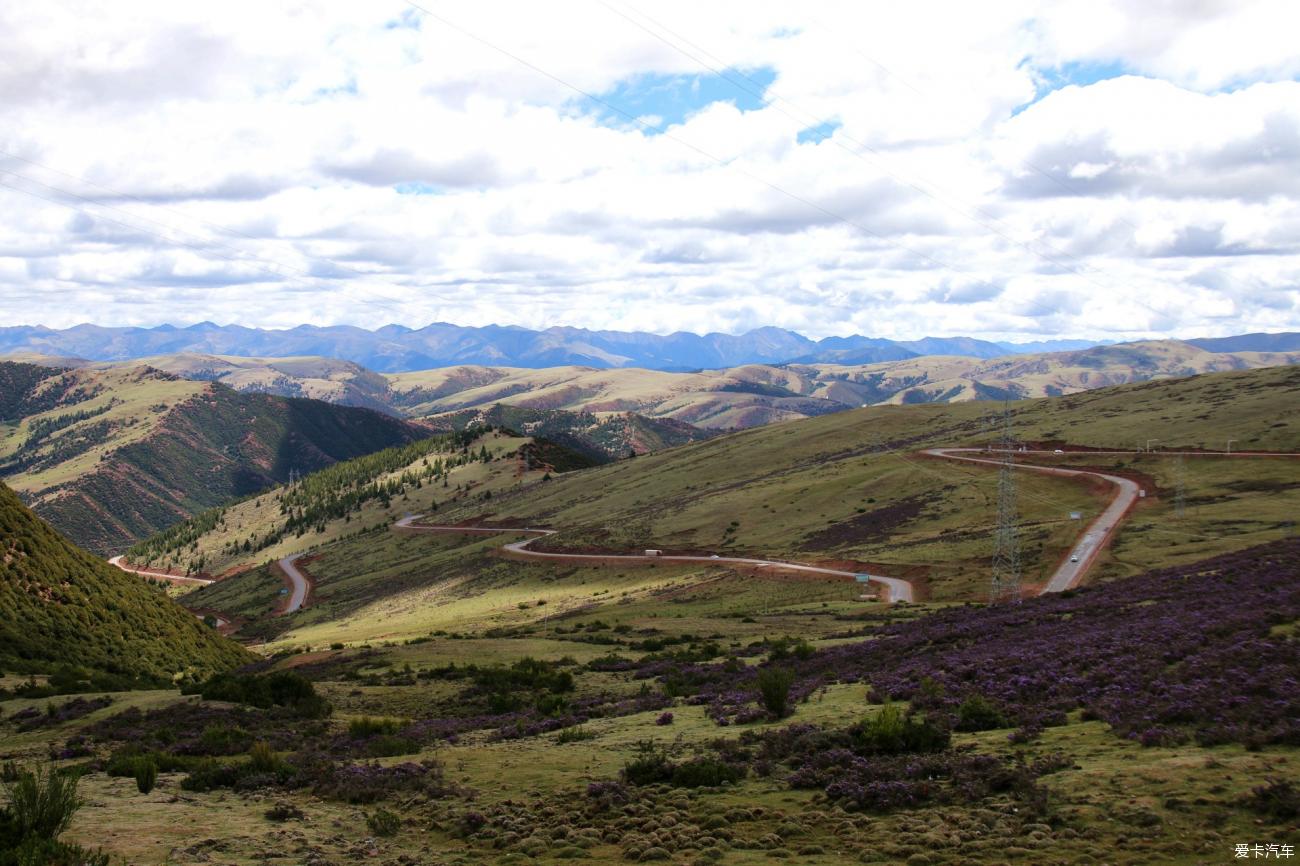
xmin=923 ymin=449 xmax=1141 ymax=593
xmin=275 ymin=552 xmax=313 ymax=614
xmin=392 ymin=514 xmax=914 ymax=603
xmin=107 ymin=556 xmax=214 ymax=586
xmin=119 ymin=447 xmax=1298 ymax=616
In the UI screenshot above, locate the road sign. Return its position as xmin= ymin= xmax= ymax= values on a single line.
xmin=854 ymin=574 xmax=872 ymax=583
xmin=1069 ymin=511 xmax=1082 ymax=520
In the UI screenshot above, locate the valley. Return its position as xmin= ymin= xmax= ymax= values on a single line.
xmin=3 ymin=363 xmax=1297 ymax=866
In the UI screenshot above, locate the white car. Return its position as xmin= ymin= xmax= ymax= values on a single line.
xmin=1054 ymin=449 xmax=1065 ymax=454
xmin=1069 ymin=554 xmax=1079 ymax=562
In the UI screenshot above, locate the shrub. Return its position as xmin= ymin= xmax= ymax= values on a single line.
xmin=264 ymin=802 xmax=304 ymax=822
xmin=1 ymin=764 xmax=81 ymax=841
xmin=851 ymin=706 xmax=950 ymax=755
xmin=756 ymin=667 xmax=796 ymax=718
xmin=1246 ymin=779 xmax=1300 ymax=821
xmin=363 ymin=735 xmax=420 ymax=758
xmin=348 ymin=717 xmax=402 ymax=738
xmin=655 ymin=712 xmax=674 ymax=726
xmin=556 ymin=727 xmax=597 ymax=744
xmin=622 ymin=743 xmax=674 ymax=786
xmin=366 ymin=808 xmax=401 ymax=837
xmin=248 ymin=742 xmax=282 ymax=774
xmin=669 ymin=758 xmax=745 ymax=788
xmin=954 ymin=695 xmax=1009 ymax=732
xmin=133 ymin=758 xmax=158 ymax=795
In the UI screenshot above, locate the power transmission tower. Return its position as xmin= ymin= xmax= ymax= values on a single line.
xmin=1173 ymin=454 xmax=1186 ymax=520
xmin=990 ymin=405 xmax=1022 ymax=604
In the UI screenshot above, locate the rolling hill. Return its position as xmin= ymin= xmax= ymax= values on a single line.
xmin=164 ymin=365 xmax=1299 ymax=646
xmin=0 ymin=361 xmax=433 ymax=554
xmin=0 ymin=480 xmax=250 ymax=679
xmin=386 ymin=339 xmax=1299 ymax=428
xmin=15 ymin=338 xmax=1296 ymax=433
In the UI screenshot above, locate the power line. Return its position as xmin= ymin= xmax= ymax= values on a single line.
xmin=399 ymin=0 xmax=1028 ymax=298
xmin=598 ymin=0 xmax=1120 ymax=289
xmin=798 ymin=10 xmax=1144 ymax=231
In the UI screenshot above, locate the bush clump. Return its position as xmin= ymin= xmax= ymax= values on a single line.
xmin=954 ymin=694 xmax=1009 ymax=732
xmin=133 ymin=757 xmax=158 ymax=795
xmin=186 ymin=671 xmax=330 ymax=718
xmin=851 ymin=706 xmax=950 ymax=755
xmin=0 ymin=764 xmax=109 ymax=866
xmin=756 ymin=667 xmax=796 ymax=718
xmin=366 ymin=808 xmax=401 ymax=837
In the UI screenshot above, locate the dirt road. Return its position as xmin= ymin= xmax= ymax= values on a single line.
xmin=393 ymin=514 xmax=915 ymax=603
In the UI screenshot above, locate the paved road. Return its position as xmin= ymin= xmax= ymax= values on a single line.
xmin=923 ymin=449 xmax=1141 ymax=593
xmin=276 ymin=552 xmax=312 ymax=614
xmin=394 ymin=514 xmax=915 ymax=603
xmin=923 ymin=447 xmax=1300 ymax=593
xmin=107 ymin=556 xmax=214 ymax=586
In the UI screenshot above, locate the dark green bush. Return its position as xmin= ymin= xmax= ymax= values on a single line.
xmin=133 ymin=758 xmax=158 ymax=795
xmin=366 ymin=808 xmax=401 ymax=837
xmin=187 ymin=671 xmax=330 ymax=718
xmin=621 ymin=743 xmax=674 ymax=786
xmin=954 ymin=694 xmax=1009 ymax=732
xmin=669 ymin=758 xmax=745 ymax=788
xmin=852 ymin=705 xmax=950 ymax=755
xmin=756 ymin=667 xmax=796 ymax=718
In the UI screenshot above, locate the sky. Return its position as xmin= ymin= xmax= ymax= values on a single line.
xmin=1 ymin=0 xmax=1298 ymax=342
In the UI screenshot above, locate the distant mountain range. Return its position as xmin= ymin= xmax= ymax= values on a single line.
xmin=0 ymin=322 xmax=1139 ymax=371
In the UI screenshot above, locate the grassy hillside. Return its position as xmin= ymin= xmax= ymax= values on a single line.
xmin=127 ymin=428 xmax=556 ymax=578
xmin=0 ymin=481 xmax=250 ymax=679
xmin=0 ymin=361 xmax=433 ymax=554
xmin=385 ymin=339 xmax=1298 ymax=428
xmin=12 ymin=539 xmax=1296 ymax=865
xmin=179 ymin=365 xmax=1299 ymax=647
xmin=424 ymin=403 xmax=716 ymax=460
xmin=49 ymin=339 xmax=1298 ymax=432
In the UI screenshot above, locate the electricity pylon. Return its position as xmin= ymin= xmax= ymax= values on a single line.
xmin=990 ymin=405 xmax=1022 ymax=604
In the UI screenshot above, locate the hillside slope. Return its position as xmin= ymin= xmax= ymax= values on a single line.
xmin=29 ymin=338 xmax=1297 ymax=433
xmin=0 ymin=481 xmax=250 ymax=679
xmin=384 ymin=340 xmax=1299 ymax=428
xmin=0 ymin=362 xmax=432 ymax=554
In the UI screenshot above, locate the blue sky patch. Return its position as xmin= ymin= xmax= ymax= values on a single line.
xmin=394 ymin=182 xmax=444 ymax=196
xmin=1013 ymin=59 xmax=1130 ymax=115
xmin=585 ymin=67 xmax=776 ymax=133
xmin=797 ymin=119 xmax=841 ymax=145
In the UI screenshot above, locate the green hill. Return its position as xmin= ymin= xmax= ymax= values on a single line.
xmin=424 ymin=403 xmax=717 ymax=461
xmin=0 ymin=361 xmax=434 ymax=554
xmin=0 ymin=481 xmax=251 ymax=679
xmin=181 ymin=365 xmax=1300 ymax=644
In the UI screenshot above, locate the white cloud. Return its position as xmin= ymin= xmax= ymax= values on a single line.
xmin=0 ymin=0 xmax=1297 ymax=341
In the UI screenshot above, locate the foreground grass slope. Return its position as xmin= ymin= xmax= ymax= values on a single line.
xmin=0 ymin=360 xmax=433 ymax=554
xmin=0 ymin=482 xmax=250 ymax=680
xmin=4 ymin=539 xmax=1295 ymax=865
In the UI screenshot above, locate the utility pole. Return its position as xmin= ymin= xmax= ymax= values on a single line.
xmin=1226 ymin=439 xmax=1237 ymax=454
xmin=990 ymin=403 xmax=1022 ymax=605
xmin=1173 ymin=453 xmax=1186 ymax=520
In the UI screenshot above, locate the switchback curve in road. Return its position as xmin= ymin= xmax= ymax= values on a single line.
xmin=276 ymin=552 xmax=312 ymax=614
xmin=393 ymin=514 xmax=915 ymax=602
xmin=107 ymin=555 xmax=214 ymax=586
xmin=923 ymin=448 xmax=1300 ymax=594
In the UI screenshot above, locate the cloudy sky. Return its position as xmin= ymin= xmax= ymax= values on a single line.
xmin=1 ymin=0 xmax=1297 ymax=341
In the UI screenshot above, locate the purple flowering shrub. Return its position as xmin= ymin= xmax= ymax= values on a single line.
xmin=634 ymin=540 xmax=1300 ymax=747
